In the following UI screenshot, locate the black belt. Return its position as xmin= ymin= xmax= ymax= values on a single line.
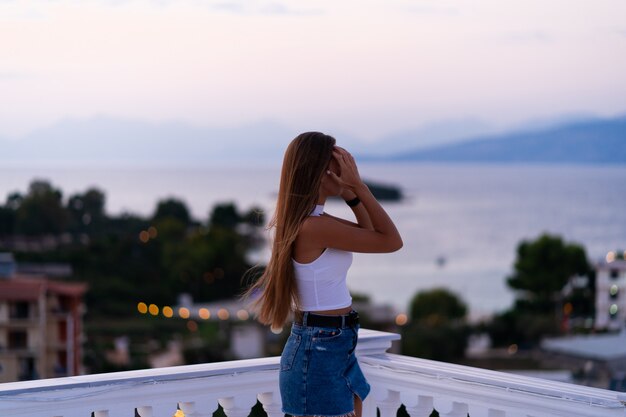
xmin=295 ymin=310 xmax=359 ymax=328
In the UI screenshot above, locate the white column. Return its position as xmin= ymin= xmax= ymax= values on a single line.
xmin=375 ymin=390 xmax=401 ymax=417
xmin=433 ymin=399 xmax=469 ymax=417
xmin=218 ymin=395 xmax=257 ymax=417
xmin=257 ymin=392 xmax=283 ymax=417
xmin=362 ymin=391 xmax=378 ymax=417
xmin=358 ymin=330 xmax=402 ymax=417
xmin=466 ymin=405 xmax=507 ymax=417
xmin=178 ymin=401 xmax=213 ymax=417
xmin=402 ymin=394 xmax=434 ymax=417
xmin=135 ymin=406 xmax=153 ymax=417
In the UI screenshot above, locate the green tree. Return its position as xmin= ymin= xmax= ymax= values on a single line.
xmin=0 ymin=192 xmax=23 ymax=236
xmin=15 ymin=180 xmax=68 ymax=235
xmin=402 ymin=288 xmax=469 ymax=362
xmin=409 ymin=288 xmax=468 ymax=322
xmin=67 ymin=188 xmax=107 ymax=235
xmin=5 ymin=180 xmax=265 ymax=371
xmin=153 ymin=198 xmax=192 ymax=225
xmin=6 ymin=192 xmax=23 ymax=210
xmin=0 ymin=206 xmax=15 ymax=236
xmin=507 ymin=234 xmax=592 ymax=314
xmin=209 ymin=202 xmax=241 ymax=230
xmin=487 ymin=310 xmax=558 ymax=348
xmin=488 ymin=234 xmax=594 ymax=347
xmin=161 ymin=225 xmax=252 ymax=302
xmin=241 ymin=206 xmax=266 ymax=228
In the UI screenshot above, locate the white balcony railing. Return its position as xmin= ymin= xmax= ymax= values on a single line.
xmin=0 ymin=329 xmax=625 ymax=417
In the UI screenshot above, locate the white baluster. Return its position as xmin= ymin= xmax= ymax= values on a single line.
xmin=92 ymin=411 xmax=109 ymax=417
xmin=104 ymin=404 xmax=137 ymax=417
xmin=257 ymin=392 xmax=283 ymax=417
xmin=63 ymin=405 xmax=103 ymax=417
xmin=466 ymin=405 xmax=506 ymax=417
xmin=506 ymin=412 xmax=545 ymax=417
xmin=433 ymin=399 xmax=468 ymax=417
xmin=154 ymin=403 xmax=181 ymax=417
xmin=178 ymin=401 xmax=212 ymax=417
xmin=377 ymin=390 xmax=401 ymax=417
xmin=135 ymin=406 xmax=153 ymax=417
xmin=179 ymin=394 xmax=221 ymax=417
xmin=401 ymin=394 xmax=434 ymax=417
xmin=362 ymin=391 xmax=377 ymax=417
xmin=218 ymin=395 xmax=257 ymax=417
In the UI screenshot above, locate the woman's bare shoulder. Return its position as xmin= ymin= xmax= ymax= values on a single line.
xmin=299 ymin=215 xmax=337 ymax=234
xmin=321 ymin=212 xmax=359 ymax=228
xmin=299 ymin=212 xmax=402 ymax=254
xmin=298 ymin=214 xmax=349 ymax=241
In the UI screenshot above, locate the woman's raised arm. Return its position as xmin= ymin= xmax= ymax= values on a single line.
xmin=302 ymin=147 xmax=403 ymax=253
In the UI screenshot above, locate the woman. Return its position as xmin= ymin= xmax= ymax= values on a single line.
xmin=248 ymin=132 xmax=402 ymax=417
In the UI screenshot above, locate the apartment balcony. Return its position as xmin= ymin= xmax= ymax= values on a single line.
xmin=0 ymin=329 xmax=624 ymax=417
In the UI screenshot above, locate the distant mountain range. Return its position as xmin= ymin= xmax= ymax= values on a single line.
xmin=1 ymin=114 xmax=624 ymax=166
xmin=383 ymin=116 xmax=626 ymax=164
xmin=0 ymin=117 xmax=297 ymax=166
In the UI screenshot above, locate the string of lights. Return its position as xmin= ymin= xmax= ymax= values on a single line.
xmin=136 ymin=302 xmax=250 ymax=322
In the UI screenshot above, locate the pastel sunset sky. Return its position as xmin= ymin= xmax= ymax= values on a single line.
xmin=2 ymin=0 xmax=626 ymax=140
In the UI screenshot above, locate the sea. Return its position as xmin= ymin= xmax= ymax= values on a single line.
xmin=2 ymin=162 xmax=625 ymax=320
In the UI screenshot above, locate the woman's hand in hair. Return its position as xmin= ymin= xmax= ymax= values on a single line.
xmin=306 ymin=146 xmax=402 ymax=253
xmin=327 ymin=147 xmax=364 ymax=192
xmin=340 ymin=188 xmax=357 ymax=202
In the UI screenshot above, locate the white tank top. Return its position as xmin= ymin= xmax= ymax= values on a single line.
xmin=292 ymin=205 xmax=353 ymax=311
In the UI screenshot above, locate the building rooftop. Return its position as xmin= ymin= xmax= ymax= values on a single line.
xmin=0 ymin=275 xmax=87 ymax=301
xmin=542 ymin=331 xmax=626 ymax=361
xmin=597 ymin=258 xmax=626 ymax=270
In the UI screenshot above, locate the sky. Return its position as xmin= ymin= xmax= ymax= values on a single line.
xmin=1 ymin=0 xmax=626 ymax=141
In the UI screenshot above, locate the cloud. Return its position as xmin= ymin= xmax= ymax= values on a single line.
xmin=0 ymin=5 xmax=47 ymax=21
xmin=1 ymin=0 xmax=323 ymax=17
xmin=99 ymin=0 xmax=181 ymax=5
xmin=212 ymin=1 xmax=323 ymax=16
xmin=496 ymin=30 xmax=553 ymax=44
xmin=212 ymin=1 xmax=245 ymax=13
xmin=0 ymin=71 xmax=33 ymax=80
xmin=403 ymin=5 xmax=460 ymax=17
xmin=258 ymin=2 xmax=323 ymax=16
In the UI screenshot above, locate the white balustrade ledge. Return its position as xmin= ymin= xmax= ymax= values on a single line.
xmin=0 ymin=329 xmax=624 ymax=417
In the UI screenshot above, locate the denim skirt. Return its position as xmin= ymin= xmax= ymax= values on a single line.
xmin=279 ymin=320 xmax=371 ymax=417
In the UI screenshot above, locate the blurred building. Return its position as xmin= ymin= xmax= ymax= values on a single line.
xmin=541 ymin=331 xmax=626 ymax=391
xmin=595 ymin=254 xmax=626 ymax=330
xmin=0 ymin=253 xmax=87 ymax=383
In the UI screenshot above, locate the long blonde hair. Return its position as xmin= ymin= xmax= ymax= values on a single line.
xmin=245 ymin=132 xmax=336 ymax=329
